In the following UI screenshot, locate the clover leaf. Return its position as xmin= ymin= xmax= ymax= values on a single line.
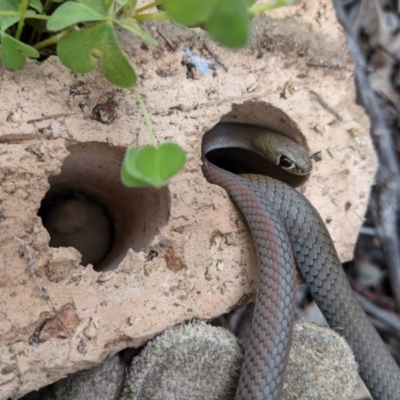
xmin=122 ymin=143 xmax=186 ymax=188
xmin=205 ymin=0 xmax=250 ymax=48
xmin=57 ymin=22 xmax=136 ymax=88
xmin=115 ymin=18 xmax=157 ymax=45
xmin=116 ymin=0 xmax=137 ymax=16
xmin=163 ymin=0 xmax=216 ymax=27
xmin=47 ymin=0 xmax=110 ymax=31
xmin=0 ymin=0 xmax=20 ymax=30
xmin=29 ymin=0 xmax=43 ymax=13
xmin=0 ymin=32 xmax=39 ymax=69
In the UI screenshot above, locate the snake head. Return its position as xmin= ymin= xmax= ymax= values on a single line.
xmin=253 ymin=134 xmax=312 ymax=176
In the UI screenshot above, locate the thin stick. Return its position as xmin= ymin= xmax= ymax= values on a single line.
xmin=309 ymin=90 xmax=342 ymax=121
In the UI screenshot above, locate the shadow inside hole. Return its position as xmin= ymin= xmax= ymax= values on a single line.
xmin=204 ymin=102 xmax=312 ymax=188
xmin=206 ymin=147 xmax=308 ymax=188
xmin=38 ymin=142 xmax=170 ymax=272
xmin=38 ymin=187 xmax=115 ymax=268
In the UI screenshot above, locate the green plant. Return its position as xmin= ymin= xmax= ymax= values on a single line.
xmin=0 ymin=0 xmax=297 ymax=187
xmin=122 ymin=88 xmax=186 ymax=188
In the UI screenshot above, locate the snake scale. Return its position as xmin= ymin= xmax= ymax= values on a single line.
xmin=201 ymin=123 xmax=400 ymax=400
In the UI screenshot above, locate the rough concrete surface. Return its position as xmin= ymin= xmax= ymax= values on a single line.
xmin=0 ymin=1 xmax=375 ymax=398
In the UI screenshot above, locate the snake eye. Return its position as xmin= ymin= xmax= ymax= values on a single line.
xmin=278 ymin=155 xmax=295 ymax=170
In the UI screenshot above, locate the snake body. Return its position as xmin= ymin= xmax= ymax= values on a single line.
xmin=201 ymin=123 xmax=400 ymax=400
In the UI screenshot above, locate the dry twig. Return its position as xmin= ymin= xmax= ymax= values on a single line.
xmin=332 ymin=0 xmax=400 ymax=322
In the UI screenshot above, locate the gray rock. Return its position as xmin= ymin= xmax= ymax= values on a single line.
xmin=121 ymin=321 xmax=243 ymax=400
xmin=49 ymin=354 xmax=126 ymax=400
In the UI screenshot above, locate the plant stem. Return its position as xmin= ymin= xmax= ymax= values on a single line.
xmin=0 ymin=11 xmax=49 ymax=20
xmin=43 ymin=0 xmax=53 ymax=14
xmin=248 ymin=0 xmax=297 ymax=14
xmin=132 ymin=87 xmax=156 ymax=147
xmin=135 ymin=12 xmax=169 ymax=21
xmin=135 ymin=0 xmax=163 ymax=14
xmin=15 ymin=0 xmax=30 ymax=40
xmin=34 ymin=30 xmax=69 ymax=50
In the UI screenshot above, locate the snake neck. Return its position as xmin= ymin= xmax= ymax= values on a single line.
xmin=202 ymin=124 xmax=258 ymax=154
xmin=202 ymin=123 xmax=312 ymax=176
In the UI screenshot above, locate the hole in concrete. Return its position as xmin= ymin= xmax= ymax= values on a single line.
xmin=39 ymin=188 xmax=114 ymax=268
xmin=38 ymin=142 xmax=170 ymax=272
xmin=205 ymin=101 xmax=311 ymax=188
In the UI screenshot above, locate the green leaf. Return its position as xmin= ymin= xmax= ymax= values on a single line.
xmin=47 ymin=0 xmax=109 ymax=31
xmin=121 ymin=160 xmax=150 ymax=186
xmin=29 ymin=0 xmax=43 ymax=12
xmin=0 ymin=32 xmax=39 ymax=69
xmin=163 ymin=0 xmax=216 ymax=27
xmin=116 ymin=18 xmax=157 ymax=45
xmin=136 ymin=143 xmax=186 ymax=185
xmin=79 ymin=0 xmax=111 ymax=15
xmin=122 ymin=143 xmax=186 ymax=188
xmin=116 ymin=0 xmax=137 ymax=16
xmin=205 ymin=0 xmax=250 ymax=48
xmin=121 ymin=147 xmax=154 ymax=186
xmin=121 ymin=148 xmax=151 ymax=187
xmin=0 ymin=0 xmax=20 ymax=30
xmin=57 ymin=22 xmax=136 ymax=88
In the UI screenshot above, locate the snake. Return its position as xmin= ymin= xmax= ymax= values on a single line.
xmin=201 ymin=122 xmax=400 ymax=400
